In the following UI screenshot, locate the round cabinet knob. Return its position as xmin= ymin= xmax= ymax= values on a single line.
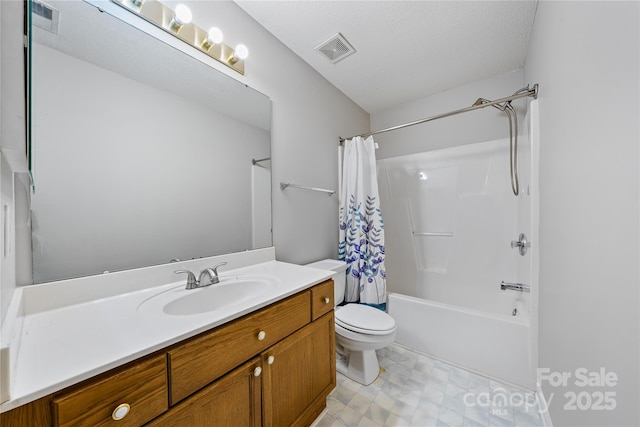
xmin=254 ymin=366 xmax=262 ymax=377
xmin=267 ymin=355 xmax=275 ymax=365
xmin=257 ymin=330 xmax=266 ymax=341
xmin=111 ymin=403 xmax=130 ymax=421
xmin=323 ymin=297 xmax=330 ymax=304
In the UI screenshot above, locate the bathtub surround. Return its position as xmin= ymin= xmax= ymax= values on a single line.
xmin=380 ymin=127 xmax=537 ymax=390
xmin=339 ymin=136 xmax=387 ymax=307
xmin=378 ymin=138 xmax=532 ymax=314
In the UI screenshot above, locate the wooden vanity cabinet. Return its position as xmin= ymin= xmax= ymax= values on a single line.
xmin=0 ymin=280 xmax=335 ymax=427
xmin=157 ymin=281 xmax=335 ymax=426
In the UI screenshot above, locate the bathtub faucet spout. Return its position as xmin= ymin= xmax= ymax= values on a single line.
xmin=500 ymin=281 xmax=530 ymax=293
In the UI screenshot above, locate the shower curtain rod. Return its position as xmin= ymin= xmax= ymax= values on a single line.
xmin=338 ymin=84 xmax=538 ymax=143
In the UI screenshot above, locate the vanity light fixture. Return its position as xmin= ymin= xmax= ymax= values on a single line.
xmin=229 ymin=44 xmax=249 ymax=64
xmin=112 ymin=0 xmax=248 ymax=74
xmin=201 ymin=27 xmax=223 ymax=51
xmin=168 ymin=4 xmax=192 ymax=33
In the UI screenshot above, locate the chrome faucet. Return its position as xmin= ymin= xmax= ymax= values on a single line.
xmin=175 ymin=262 xmax=227 ymax=290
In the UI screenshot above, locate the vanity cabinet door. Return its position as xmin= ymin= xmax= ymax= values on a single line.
xmin=145 ymin=358 xmax=262 ymax=427
xmin=261 ymin=311 xmax=336 ymax=427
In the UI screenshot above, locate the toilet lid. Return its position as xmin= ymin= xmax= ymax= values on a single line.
xmin=335 ymin=304 xmax=396 ymax=335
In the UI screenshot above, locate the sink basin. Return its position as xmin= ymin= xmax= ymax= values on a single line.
xmin=138 ymin=275 xmax=280 ymax=316
xmin=164 ymin=278 xmax=273 ymax=316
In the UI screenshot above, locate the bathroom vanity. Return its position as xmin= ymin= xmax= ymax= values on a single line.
xmin=0 ymin=250 xmax=336 ymax=426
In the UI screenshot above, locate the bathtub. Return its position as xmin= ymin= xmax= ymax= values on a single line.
xmin=388 ymin=292 xmax=535 ymax=389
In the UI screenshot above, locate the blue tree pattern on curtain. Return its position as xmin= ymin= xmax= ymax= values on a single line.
xmin=338 ymin=136 xmax=386 ymax=310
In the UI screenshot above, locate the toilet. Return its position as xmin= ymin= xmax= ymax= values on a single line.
xmin=306 ymin=259 xmax=397 ymax=385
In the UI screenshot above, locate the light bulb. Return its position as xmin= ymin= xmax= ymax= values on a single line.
xmin=168 ymin=4 xmax=192 ymax=32
xmin=207 ymin=27 xmax=223 ymax=44
xmin=228 ymin=44 xmax=248 ymax=65
xmin=234 ymin=44 xmax=249 ymax=60
xmin=174 ymin=4 xmax=192 ymax=25
xmin=201 ymin=27 xmax=223 ymax=51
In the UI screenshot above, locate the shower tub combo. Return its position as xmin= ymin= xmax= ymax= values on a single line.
xmin=378 ymin=102 xmax=539 ymax=389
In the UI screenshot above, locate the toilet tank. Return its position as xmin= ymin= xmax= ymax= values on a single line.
xmin=305 ymin=259 xmax=347 ymax=305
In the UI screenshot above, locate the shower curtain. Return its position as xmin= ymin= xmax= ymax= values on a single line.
xmin=338 ymin=136 xmax=387 ymax=309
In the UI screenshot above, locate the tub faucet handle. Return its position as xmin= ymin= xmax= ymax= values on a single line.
xmin=510 ymin=233 xmax=530 ymax=256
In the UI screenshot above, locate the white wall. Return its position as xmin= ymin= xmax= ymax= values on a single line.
xmin=372 ymin=69 xmax=525 ymax=159
xmin=525 ymin=2 xmax=639 ymax=425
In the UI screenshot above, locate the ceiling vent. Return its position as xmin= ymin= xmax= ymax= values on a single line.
xmin=32 ymin=0 xmax=59 ymax=35
xmin=315 ymin=33 xmax=356 ymax=64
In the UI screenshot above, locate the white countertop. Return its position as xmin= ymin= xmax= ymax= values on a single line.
xmin=0 ymin=251 xmax=333 ymax=412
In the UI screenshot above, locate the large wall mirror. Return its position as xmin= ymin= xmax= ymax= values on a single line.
xmin=30 ymin=0 xmax=272 ymax=283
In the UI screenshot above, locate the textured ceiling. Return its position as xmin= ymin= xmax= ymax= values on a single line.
xmin=235 ymin=1 xmax=538 ymax=114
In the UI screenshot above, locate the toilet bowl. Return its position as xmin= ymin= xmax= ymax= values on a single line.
xmin=305 ymin=259 xmax=396 ymax=385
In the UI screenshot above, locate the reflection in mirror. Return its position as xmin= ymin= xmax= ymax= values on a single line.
xmin=30 ymin=0 xmax=272 ymax=283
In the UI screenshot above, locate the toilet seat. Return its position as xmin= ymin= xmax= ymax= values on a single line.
xmin=335 ymin=303 xmax=396 ymax=336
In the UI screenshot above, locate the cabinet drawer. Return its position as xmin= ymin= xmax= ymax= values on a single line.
xmin=168 ymin=291 xmax=311 ymax=404
xmin=52 ymin=355 xmax=167 ymax=427
xmin=311 ymin=280 xmax=334 ymax=321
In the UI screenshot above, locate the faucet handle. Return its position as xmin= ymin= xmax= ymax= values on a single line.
xmin=175 ymin=270 xmax=198 ymax=289
xmin=200 ymin=262 xmax=227 ymax=286
xmin=211 ymin=262 xmax=227 ymax=277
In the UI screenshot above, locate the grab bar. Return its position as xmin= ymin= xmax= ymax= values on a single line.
xmin=413 ymin=231 xmax=454 ymax=237
xmin=500 ymin=281 xmax=530 ymax=293
xmin=280 ymin=182 xmax=335 ymax=196
xmin=252 ymin=157 xmax=271 ymax=165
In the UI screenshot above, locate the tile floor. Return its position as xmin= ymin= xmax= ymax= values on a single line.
xmin=315 ymin=344 xmax=545 ymax=427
